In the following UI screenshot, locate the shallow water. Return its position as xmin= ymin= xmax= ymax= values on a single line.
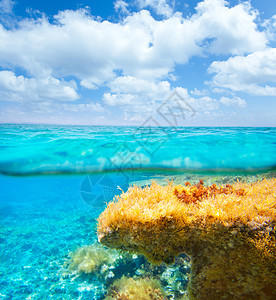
xmin=0 ymin=125 xmax=275 ymax=299
xmin=1 ymin=125 xmax=276 ymax=175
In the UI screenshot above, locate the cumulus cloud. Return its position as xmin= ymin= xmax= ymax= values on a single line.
xmin=190 ymin=88 xmax=208 ymax=96
xmin=0 ymin=0 xmax=272 ymax=125
xmin=209 ymin=48 xmax=276 ymax=96
xmin=103 ymin=76 xmax=171 ymax=108
xmin=262 ymin=14 xmax=276 ymax=41
xmin=0 ymin=71 xmax=78 ymax=101
xmin=0 ymin=0 xmax=267 ymax=88
xmin=3 ymin=101 xmax=104 ymax=117
xmin=61 ymin=102 xmax=104 ymax=112
xmin=108 ymin=76 xmax=171 ymax=97
xmin=0 ymin=0 xmax=15 ymax=27
xmin=0 ymin=0 xmax=14 ymax=14
xmin=114 ymin=0 xmax=129 ymax=14
xmin=103 ymin=76 xmax=218 ymax=118
xmin=192 ymin=0 xmax=266 ymax=55
xmin=136 ymin=0 xmax=173 ymax=17
xmin=219 ymin=96 xmax=246 ymax=108
xmin=103 ymin=93 xmax=134 ymax=106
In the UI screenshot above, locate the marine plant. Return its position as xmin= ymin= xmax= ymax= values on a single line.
xmin=97 ymin=179 xmax=276 ymax=299
xmin=68 ymin=243 xmax=119 ymax=274
xmin=105 ymin=276 xmax=166 ymax=300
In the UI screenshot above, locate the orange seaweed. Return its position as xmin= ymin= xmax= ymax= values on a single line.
xmin=97 ymin=179 xmax=276 ymax=299
xmin=174 ymin=180 xmax=247 ymax=204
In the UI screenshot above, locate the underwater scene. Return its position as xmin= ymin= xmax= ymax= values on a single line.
xmin=0 ymin=124 xmax=275 ymax=299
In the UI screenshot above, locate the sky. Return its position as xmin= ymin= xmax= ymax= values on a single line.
xmin=0 ymin=0 xmax=276 ymax=126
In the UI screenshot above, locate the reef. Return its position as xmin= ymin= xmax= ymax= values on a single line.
xmin=97 ymin=179 xmax=276 ymax=299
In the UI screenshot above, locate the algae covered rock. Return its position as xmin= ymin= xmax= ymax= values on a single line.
xmin=97 ymin=179 xmax=276 ymax=299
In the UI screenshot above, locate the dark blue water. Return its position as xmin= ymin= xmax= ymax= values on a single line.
xmin=0 ymin=125 xmax=275 ymax=299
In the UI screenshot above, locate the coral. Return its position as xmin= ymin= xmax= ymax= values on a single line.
xmin=97 ymin=179 xmax=276 ymax=299
xmin=105 ymin=276 xmax=166 ymax=300
xmin=68 ymin=243 xmax=119 ymax=274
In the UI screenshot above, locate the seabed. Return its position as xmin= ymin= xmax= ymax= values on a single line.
xmin=1 ymin=171 xmax=275 ymax=299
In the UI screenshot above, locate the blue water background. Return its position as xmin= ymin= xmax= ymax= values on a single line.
xmin=0 ymin=125 xmax=276 ymax=299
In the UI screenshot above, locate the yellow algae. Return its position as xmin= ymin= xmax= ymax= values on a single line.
xmin=68 ymin=243 xmax=119 ymax=274
xmin=97 ymin=179 xmax=276 ymax=299
xmin=104 ymin=276 xmax=166 ymax=300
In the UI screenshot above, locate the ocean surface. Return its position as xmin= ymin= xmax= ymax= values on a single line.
xmin=0 ymin=125 xmax=275 ymax=299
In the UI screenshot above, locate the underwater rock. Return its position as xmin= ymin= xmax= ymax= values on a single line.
xmin=97 ymin=179 xmax=276 ymax=299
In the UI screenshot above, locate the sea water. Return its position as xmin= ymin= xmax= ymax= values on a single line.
xmin=0 ymin=125 xmax=275 ymax=299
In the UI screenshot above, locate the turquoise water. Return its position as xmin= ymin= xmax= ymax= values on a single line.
xmin=1 ymin=125 xmax=276 ymax=175
xmin=0 ymin=125 xmax=275 ymax=299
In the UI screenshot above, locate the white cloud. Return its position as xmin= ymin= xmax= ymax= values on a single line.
xmin=262 ymin=14 xmax=276 ymax=41
xmin=103 ymin=76 xmax=171 ymax=108
xmin=103 ymin=76 xmax=219 ymax=117
xmin=186 ymin=95 xmax=219 ymax=112
xmin=136 ymin=0 xmax=173 ymax=17
xmin=0 ymin=0 xmax=267 ymax=88
xmin=61 ymin=102 xmax=104 ymax=112
xmin=0 ymin=0 xmax=272 ymax=123
xmin=103 ymin=93 xmax=135 ymax=106
xmin=192 ymin=0 xmax=267 ymax=55
xmin=0 ymin=71 xmax=78 ymax=101
xmin=209 ymin=48 xmax=276 ymax=95
xmin=5 ymin=100 xmax=104 ymax=115
xmin=190 ymin=88 xmax=208 ymax=96
xmin=114 ymin=0 xmax=129 ymax=14
xmin=108 ymin=75 xmax=171 ymax=97
xmin=219 ymin=96 xmax=246 ymax=108
xmin=0 ymin=0 xmax=14 ymax=14
xmin=80 ymin=79 xmax=99 ymax=90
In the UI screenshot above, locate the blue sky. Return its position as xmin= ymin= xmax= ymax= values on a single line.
xmin=0 ymin=0 xmax=276 ymax=126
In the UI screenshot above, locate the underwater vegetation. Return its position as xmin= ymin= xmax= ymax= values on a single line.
xmin=104 ymin=276 xmax=166 ymax=300
xmin=67 ymin=243 xmax=191 ymax=299
xmin=67 ymin=243 xmax=120 ymax=274
xmin=97 ymin=179 xmax=276 ymax=299
xmin=173 ymin=179 xmax=247 ymax=204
